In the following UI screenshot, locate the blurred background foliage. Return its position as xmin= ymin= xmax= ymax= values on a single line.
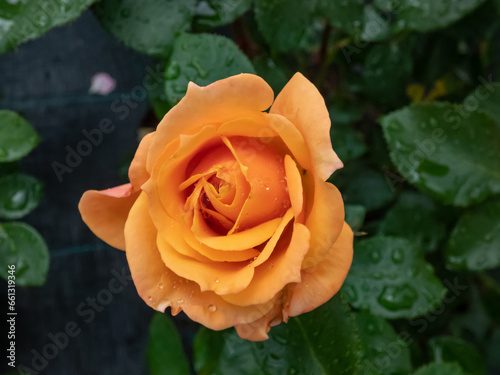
xmin=1 ymin=0 xmax=500 ymax=374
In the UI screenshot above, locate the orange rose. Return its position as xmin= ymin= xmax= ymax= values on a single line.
xmin=78 ymin=73 xmax=353 ymax=341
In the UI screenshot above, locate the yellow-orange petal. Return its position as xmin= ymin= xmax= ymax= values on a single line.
xmin=267 ymin=113 xmax=311 ymax=172
xmin=284 ymin=154 xmax=304 ymax=218
xmin=129 ymin=132 xmax=154 ymax=190
xmin=156 ymin=232 xmax=256 ymax=296
xmin=270 ymin=72 xmax=343 ymax=180
xmin=235 ymin=294 xmax=287 ymax=341
xmin=78 ymin=183 xmax=139 ymax=250
xmin=147 ymin=74 xmax=275 ymax=172
xmin=217 ymin=115 xmax=278 ymax=139
xmin=301 ymin=174 xmax=345 ymax=269
xmin=288 ymin=222 xmax=353 ymax=317
xmin=221 ymin=223 xmax=310 ymax=307
xmin=124 ymin=193 xmax=275 ymax=330
xmin=193 ymin=215 xmax=282 ymax=251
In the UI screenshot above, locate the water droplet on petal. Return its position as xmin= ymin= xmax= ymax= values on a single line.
xmin=208 ymin=304 xmax=217 ymax=312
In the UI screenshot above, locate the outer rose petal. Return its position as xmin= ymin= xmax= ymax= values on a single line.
xmin=78 ymin=184 xmax=139 ymax=250
xmin=270 ymin=72 xmax=343 ymax=180
xmin=301 ymin=174 xmax=345 ymax=269
xmin=288 ymin=222 xmax=353 ymax=317
xmin=125 ymin=192 xmax=276 ymax=330
xmin=129 ymin=132 xmax=154 ymax=189
xmin=147 ymin=74 xmax=274 ymax=172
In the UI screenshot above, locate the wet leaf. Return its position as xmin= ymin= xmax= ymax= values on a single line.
xmin=343 ymin=236 xmax=446 ymax=319
xmin=0 ymin=174 xmax=43 ymax=220
xmin=0 ymin=110 xmax=39 ymax=163
xmin=147 ymin=313 xmax=190 ymax=375
xmin=93 ymin=0 xmax=196 ymax=57
xmin=0 ymin=0 xmax=96 ymax=53
xmin=445 ymin=196 xmax=500 ymax=271
xmin=380 ymin=102 xmax=500 ymax=206
xmin=164 ymin=33 xmax=255 ymax=105
xmin=0 ymin=222 xmax=49 ymax=286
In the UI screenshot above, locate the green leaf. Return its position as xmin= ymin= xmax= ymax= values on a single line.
xmin=445 ymin=196 xmax=500 ymax=271
xmin=251 ymin=295 xmax=363 ymax=375
xmin=354 ymin=312 xmax=412 ymax=375
xmin=93 ymin=0 xmax=196 ymax=58
xmin=343 ymin=236 xmax=446 ymax=319
xmin=252 ymin=56 xmax=289 ymax=94
xmin=380 ymin=102 xmax=500 ymax=206
xmin=465 ymin=81 xmax=500 ymax=124
xmin=254 ymin=0 xmax=318 ymax=52
xmin=164 ymin=33 xmax=255 ymax=105
xmin=0 ymin=0 xmax=96 ymax=54
xmin=393 ymin=0 xmax=486 ymax=32
xmin=378 ymin=191 xmax=447 ymax=253
xmin=147 ymin=312 xmax=190 ymax=375
xmin=412 ymin=362 xmax=465 ymax=375
xmin=194 ymin=0 xmax=252 ymax=28
xmin=199 ymin=295 xmax=363 ymax=375
xmin=195 ymin=329 xmax=260 ymax=375
xmin=193 ymin=326 xmax=226 ymax=375
xmin=363 ymin=42 xmax=413 ymax=108
xmin=480 ymin=276 xmax=500 ymax=326
xmin=0 ymin=174 xmax=43 ymax=220
xmin=0 ymin=111 xmax=39 ymax=163
xmin=345 ymin=204 xmax=366 ymax=231
xmin=428 ymin=336 xmax=485 ymax=375
xmin=321 ymin=1 xmax=391 ymax=42
xmin=0 ymin=222 xmax=49 ymax=286
xmin=330 ymin=161 xmax=396 ymax=212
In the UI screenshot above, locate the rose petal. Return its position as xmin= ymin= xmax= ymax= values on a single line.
xmin=284 ymin=154 xmax=304 ymax=218
xmin=235 ymin=297 xmax=286 ymax=341
xmin=223 ymin=136 xmax=290 ymax=232
xmin=193 ymin=215 xmax=282 ymax=251
xmin=217 ymin=115 xmax=278 ymax=138
xmin=301 ymin=174 xmax=345 ymax=269
xmin=148 ymin=74 xmax=274 ymax=172
xmin=125 ymin=192 xmax=276 ymax=330
xmin=221 ymin=223 xmax=310 ymax=307
xmin=78 ymin=183 xmax=139 ymax=250
xmin=288 ymin=222 xmax=353 ymax=317
xmin=129 ymin=132 xmax=154 ymax=190
xmin=267 ymin=113 xmax=312 ymax=172
xmin=270 ymin=72 xmax=343 ymax=180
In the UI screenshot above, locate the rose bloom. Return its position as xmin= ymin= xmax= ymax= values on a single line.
xmin=79 ymin=73 xmax=353 ymax=341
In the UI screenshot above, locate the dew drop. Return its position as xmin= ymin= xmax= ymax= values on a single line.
xmin=157 ymin=282 xmax=164 ymax=290
xmin=391 ymin=248 xmax=404 ymax=264
xmin=377 ymin=284 xmax=417 ymax=311
xmin=370 ymin=249 xmax=382 ymax=263
xmin=6 ymin=190 xmax=28 ymax=210
xmin=343 ymin=284 xmax=358 ymax=302
xmin=165 ymin=62 xmax=180 ymax=80
xmin=208 ymin=304 xmax=217 ymax=312
xmin=120 ymin=7 xmax=131 ymax=18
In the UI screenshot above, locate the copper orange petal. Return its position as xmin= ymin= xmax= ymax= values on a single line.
xmin=288 ymin=222 xmax=353 ymax=317
xmin=78 ymin=183 xmax=139 ymax=250
xmin=270 ymin=72 xmax=343 ymax=180
xmin=221 ymin=223 xmax=310 ymax=307
xmin=301 ymin=174 xmax=345 ymax=269
xmin=128 ymin=132 xmax=154 ymax=190
xmin=124 ymin=193 xmax=276 ymax=330
xmin=147 ymin=74 xmax=274 ymax=172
